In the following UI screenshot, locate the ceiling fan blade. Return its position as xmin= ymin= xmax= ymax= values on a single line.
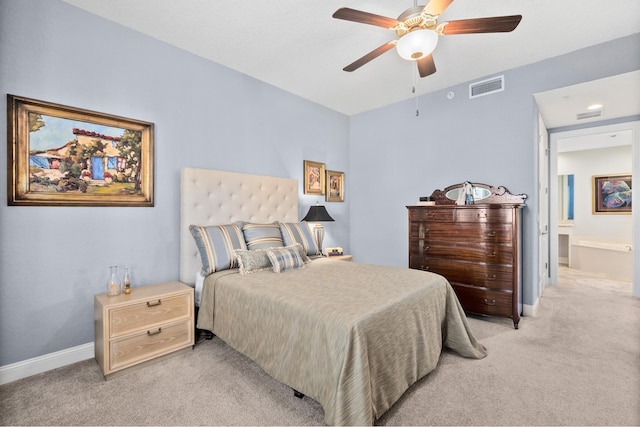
xmin=441 ymin=15 xmax=522 ymax=34
xmin=417 ymin=54 xmax=437 ymax=77
xmin=332 ymin=8 xmax=400 ymax=29
xmin=423 ymin=0 xmax=454 ymax=16
xmin=343 ymin=41 xmax=397 ymax=72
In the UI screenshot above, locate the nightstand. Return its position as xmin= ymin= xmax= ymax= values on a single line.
xmin=94 ymin=281 xmax=194 ymax=379
xmin=328 ymin=254 xmax=353 ymax=261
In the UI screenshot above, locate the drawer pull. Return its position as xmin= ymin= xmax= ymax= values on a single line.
xmin=426 ymin=213 xmax=435 ymax=218
xmin=421 ymin=265 xmax=430 ymax=271
xmin=477 ymin=213 xmax=487 ymax=219
xmin=483 ymin=299 xmax=496 ymax=306
xmin=485 ymin=274 xmax=497 ymax=281
xmin=147 ymin=328 xmax=162 ymax=336
xmin=146 ymin=300 xmax=162 ymax=307
xmin=486 ymin=231 xmax=496 ymax=237
xmin=487 ymin=251 xmax=496 ymax=257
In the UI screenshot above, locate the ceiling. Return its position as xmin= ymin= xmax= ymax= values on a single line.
xmin=61 ymin=0 xmax=640 ymax=122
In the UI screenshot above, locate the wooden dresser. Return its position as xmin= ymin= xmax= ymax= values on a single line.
xmin=408 ymin=182 xmax=526 ymax=328
xmin=94 ymin=281 xmax=194 ymax=379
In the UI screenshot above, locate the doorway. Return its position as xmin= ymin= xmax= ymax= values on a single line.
xmin=549 ymin=121 xmax=638 ymax=297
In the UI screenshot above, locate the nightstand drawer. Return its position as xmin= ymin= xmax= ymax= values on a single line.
xmin=110 ymin=293 xmax=191 ymax=337
xmin=110 ymin=320 xmax=192 ymax=371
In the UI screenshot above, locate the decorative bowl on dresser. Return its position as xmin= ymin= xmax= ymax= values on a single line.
xmin=94 ymin=281 xmax=195 ymax=379
xmin=407 ymin=182 xmax=527 ymax=329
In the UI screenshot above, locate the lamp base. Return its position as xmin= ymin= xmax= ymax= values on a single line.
xmin=313 ymin=224 xmax=325 ymax=256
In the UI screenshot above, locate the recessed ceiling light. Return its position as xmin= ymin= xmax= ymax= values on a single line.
xmin=587 ymin=103 xmax=603 ymax=110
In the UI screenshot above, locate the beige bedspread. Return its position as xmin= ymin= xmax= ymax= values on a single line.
xmin=198 ymin=258 xmax=487 ymax=426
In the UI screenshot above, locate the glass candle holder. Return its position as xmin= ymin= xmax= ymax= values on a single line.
xmin=107 ymin=265 xmax=121 ymax=296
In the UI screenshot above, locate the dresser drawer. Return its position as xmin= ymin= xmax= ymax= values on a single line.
xmin=409 ymin=256 xmax=513 ymax=291
xmin=456 ymin=208 xmax=513 ymax=223
xmin=450 ymin=284 xmax=513 ymax=318
xmin=410 ymin=222 xmax=513 ymax=243
xmin=409 ymin=208 xmax=454 ymax=222
xmin=110 ymin=320 xmax=193 ymax=371
xmin=109 ymin=293 xmax=192 ymax=338
xmin=418 ymin=242 xmax=513 ymax=264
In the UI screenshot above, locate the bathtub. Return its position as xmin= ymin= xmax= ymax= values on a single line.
xmin=570 ymin=238 xmax=633 ymax=281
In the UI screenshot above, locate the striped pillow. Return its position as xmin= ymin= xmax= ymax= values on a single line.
xmin=267 ymin=246 xmax=305 ymax=273
xmin=279 ymin=222 xmax=320 ymax=256
xmin=242 ymin=223 xmax=284 ymax=250
xmin=189 ymin=222 xmax=247 ymax=275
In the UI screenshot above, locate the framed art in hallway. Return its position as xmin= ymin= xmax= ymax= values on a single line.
xmin=303 ymin=160 xmax=325 ymax=195
xmin=326 ymin=170 xmax=344 ymax=202
xmin=592 ymin=173 xmax=632 ymax=214
xmin=7 ymin=94 xmax=154 ymax=207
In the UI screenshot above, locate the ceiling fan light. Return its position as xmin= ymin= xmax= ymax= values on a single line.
xmin=396 ymin=29 xmax=438 ymax=61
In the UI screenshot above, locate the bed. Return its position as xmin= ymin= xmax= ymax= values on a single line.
xmin=180 ymin=168 xmax=487 ymax=426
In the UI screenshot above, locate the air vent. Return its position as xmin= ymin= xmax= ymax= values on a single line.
xmin=469 ymin=75 xmax=504 ymax=99
xmin=576 ymin=110 xmax=602 ymax=120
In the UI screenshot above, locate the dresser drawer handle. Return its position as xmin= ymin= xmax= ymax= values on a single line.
xmin=426 ymin=213 xmax=435 ymax=218
xmin=487 ymin=251 xmax=496 ymax=257
xmin=486 ymin=231 xmax=496 ymax=237
xmin=146 ymin=300 xmax=162 ymax=307
xmin=483 ymin=299 xmax=496 ymax=306
xmin=477 ymin=213 xmax=487 ymax=219
xmin=147 ymin=328 xmax=162 ymax=336
xmin=421 ymin=265 xmax=430 ymax=271
xmin=485 ymin=274 xmax=497 ymax=281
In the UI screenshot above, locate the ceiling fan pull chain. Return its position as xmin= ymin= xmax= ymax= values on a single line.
xmin=412 ymin=65 xmax=420 ymax=116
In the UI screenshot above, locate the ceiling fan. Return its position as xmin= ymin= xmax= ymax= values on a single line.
xmin=332 ymin=0 xmax=522 ymax=77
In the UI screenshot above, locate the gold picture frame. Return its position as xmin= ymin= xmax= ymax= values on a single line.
xmin=7 ymin=94 xmax=154 ymax=207
xmin=592 ymin=173 xmax=631 ymax=215
xmin=326 ymin=170 xmax=344 ymax=202
xmin=303 ymin=160 xmax=325 ymax=195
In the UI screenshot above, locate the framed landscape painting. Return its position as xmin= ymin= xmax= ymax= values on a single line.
xmin=592 ymin=173 xmax=632 ymax=214
xmin=7 ymin=94 xmax=154 ymax=207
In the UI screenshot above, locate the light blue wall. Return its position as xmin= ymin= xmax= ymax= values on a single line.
xmin=0 ymin=0 xmax=349 ymax=365
xmin=349 ymin=33 xmax=640 ymax=307
xmin=1 ymin=0 xmax=638 ymax=367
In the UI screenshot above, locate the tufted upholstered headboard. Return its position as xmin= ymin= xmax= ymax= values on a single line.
xmin=180 ymin=168 xmax=299 ymax=285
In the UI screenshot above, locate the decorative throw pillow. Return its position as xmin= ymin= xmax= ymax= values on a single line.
xmin=279 ymin=222 xmax=320 ymax=256
xmin=291 ymin=243 xmax=312 ymax=264
xmin=267 ymin=246 xmax=306 ymax=273
xmin=189 ymin=222 xmax=247 ymax=275
xmin=242 ymin=222 xmax=284 ymax=250
xmin=234 ymin=249 xmax=273 ymax=275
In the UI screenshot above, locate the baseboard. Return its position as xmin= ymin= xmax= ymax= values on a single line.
xmin=523 ymin=299 xmax=539 ymax=317
xmin=0 ymin=342 xmax=94 ymax=385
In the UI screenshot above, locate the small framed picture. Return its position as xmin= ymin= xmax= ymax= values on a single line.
xmin=303 ymin=160 xmax=325 ymax=195
xmin=326 ymin=170 xmax=344 ymax=202
xmin=592 ymin=173 xmax=632 ymax=214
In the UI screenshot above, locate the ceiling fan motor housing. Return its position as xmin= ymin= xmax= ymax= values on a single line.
xmin=395 ymin=6 xmax=438 ymax=37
